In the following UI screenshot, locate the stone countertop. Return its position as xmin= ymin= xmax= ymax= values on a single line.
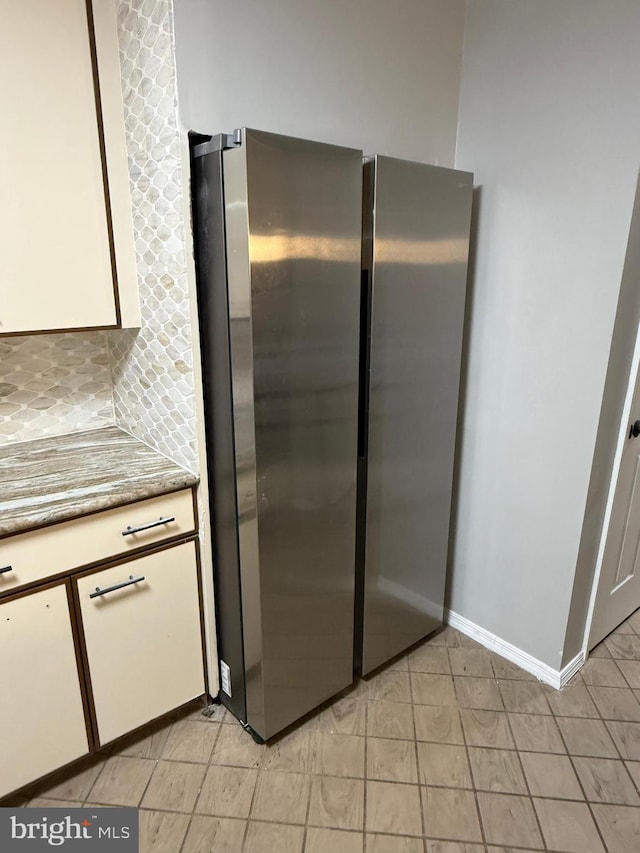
xmin=0 ymin=427 xmax=198 ymax=537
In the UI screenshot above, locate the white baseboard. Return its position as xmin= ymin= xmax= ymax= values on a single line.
xmin=445 ymin=609 xmax=585 ymax=690
xmin=559 ymin=650 xmax=587 ymax=688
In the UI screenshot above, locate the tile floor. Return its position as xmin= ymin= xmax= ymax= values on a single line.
xmin=8 ymin=611 xmax=640 ymax=852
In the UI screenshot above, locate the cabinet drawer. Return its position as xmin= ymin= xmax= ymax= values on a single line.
xmin=76 ymin=541 xmax=205 ymax=745
xmin=0 ymin=489 xmax=195 ymax=596
xmin=0 ymin=584 xmax=89 ymax=798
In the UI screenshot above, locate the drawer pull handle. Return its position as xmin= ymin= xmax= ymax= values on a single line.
xmin=0 ymin=565 xmax=13 ymax=574
xmin=90 ymin=574 xmax=145 ymax=599
xmin=122 ymin=516 xmax=175 ymax=537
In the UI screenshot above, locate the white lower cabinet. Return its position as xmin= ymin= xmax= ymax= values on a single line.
xmin=0 ymin=584 xmax=89 ymax=799
xmin=76 ymin=541 xmax=205 ymax=745
xmin=0 ymin=488 xmax=204 ymax=799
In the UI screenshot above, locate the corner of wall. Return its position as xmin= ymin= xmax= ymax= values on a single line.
xmin=453 ymin=0 xmax=471 ymax=170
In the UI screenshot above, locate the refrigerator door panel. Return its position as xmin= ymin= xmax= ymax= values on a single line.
xmin=191 ymin=145 xmax=247 ymax=724
xmin=360 ymin=155 xmax=473 ymax=675
xmin=224 ymin=130 xmax=362 ymax=739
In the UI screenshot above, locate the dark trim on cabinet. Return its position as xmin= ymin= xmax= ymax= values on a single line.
xmin=0 ymin=324 xmax=120 ymax=339
xmin=84 ymin=0 xmax=121 ymax=326
xmin=66 ymin=579 xmax=99 ymax=752
xmin=0 ymin=575 xmax=68 ymax=605
xmin=193 ymin=532 xmax=211 ymax=697
xmin=188 ymin=488 xmax=212 ymax=693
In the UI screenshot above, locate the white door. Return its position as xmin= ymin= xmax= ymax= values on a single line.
xmin=590 ymin=359 xmax=640 ymax=647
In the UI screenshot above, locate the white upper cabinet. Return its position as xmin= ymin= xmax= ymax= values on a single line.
xmin=0 ymin=0 xmax=139 ymax=335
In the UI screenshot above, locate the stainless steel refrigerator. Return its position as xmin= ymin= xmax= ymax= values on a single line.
xmin=356 ymin=155 xmax=473 ymax=676
xmin=191 ymin=129 xmax=472 ymax=741
xmin=191 ymin=129 xmax=363 ymax=741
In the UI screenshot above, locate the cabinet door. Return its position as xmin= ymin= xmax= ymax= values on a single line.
xmin=0 ymin=0 xmax=117 ymax=333
xmin=0 ymin=584 xmax=89 ymax=798
xmin=77 ymin=542 xmax=205 ymax=745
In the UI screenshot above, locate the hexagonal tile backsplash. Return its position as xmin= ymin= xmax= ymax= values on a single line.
xmin=107 ymin=0 xmax=198 ymax=473
xmin=0 ymin=333 xmax=114 ymax=442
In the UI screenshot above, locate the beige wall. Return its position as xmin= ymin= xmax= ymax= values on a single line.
xmin=451 ymin=0 xmax=640 ymax=669
xmin=173 ymin=0 xmax=467 ymax=166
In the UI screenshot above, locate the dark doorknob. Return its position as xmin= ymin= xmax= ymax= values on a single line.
xmin=630 ymin=420 xmax=640 ymax=438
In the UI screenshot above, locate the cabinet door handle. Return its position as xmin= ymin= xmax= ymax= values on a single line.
xmin=90 ymin=574 xmax=145 ymax=599
xmin=121 ymin=516 xmax=175 ymax=536
xmin=0 ymin=565 xmax=13 ymax=574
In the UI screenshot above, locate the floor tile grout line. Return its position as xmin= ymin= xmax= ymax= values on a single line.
xmin=587 ymin=686 xmax=640 ymax=804
xmin=614 ymin=655 xmax=640 ymax=691
xmin=29 ymin=727 xmax=640 ymax=792
xmin=551 ymin=664 xmax=638 ymax=832
xmin=206 ymin=710 xmax=226 ymax=767
xmin=408 ymin=655 xmax=429 ymax=850
xmin=623 ymin=756 xmax=640 ymax=800
xmin=300 ymin=753 xmax=314 ymax=853
xmin=546 ymin=679 xmax=616 ymax=851
xmin=176 ymin=810 xmax=194 ymax=853
xmin=362 ymin=699 xmax=369 ymax=840
xmin=134 ymin=756 xmax=158 ymax=813
xmin=452 ymin=647 xmax=489 ymax=850
xmin=561 ymin=669 xmax=640 ymax=805
xmin=72 ymin=795 xmax=635 ymax=851
xmin=82 ymin=752 xmax=112 ymax=805
xmin=501 ymin=697 xmax=548 ymax=851
xmin=584 ymin=679 xmax=640 ymax=721
xmin=74 ymin=782 xmax=640 ymax=813
xmin=584 ymin=652 xmax=632 ymax=690
xmin=193 ymin=809 xmax=559 ymax=848
xmin=186 ymin=716 xmax=225 ymax=850
xmin=241 ymin=755 xmax=267 ymax=852
xmin=172 ymin=758 xmax=640 ymax=792
xmin=577 ymin=659 xmax=640 ymax=735
xmin=170 ymin=728 xmax=640 ymax=757
xmin=254 ymin=818 xmax=538 ymax=846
